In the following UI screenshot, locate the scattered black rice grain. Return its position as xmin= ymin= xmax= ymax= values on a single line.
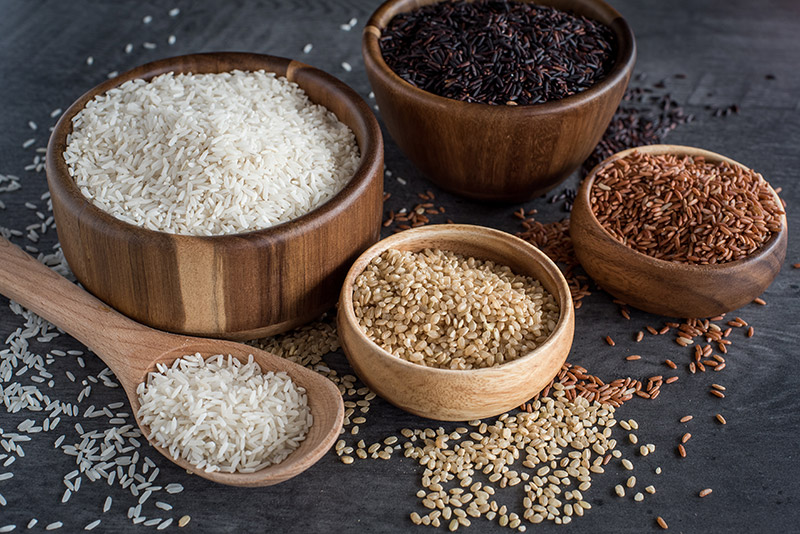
xmin=582 ymin=82 xmax=694 ymax=174
xmin=379 ymin=0 xmax=616 ymax=105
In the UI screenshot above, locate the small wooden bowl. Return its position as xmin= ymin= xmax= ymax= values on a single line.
xmin=570 ymin=145 xmax=788 ymax=318
xmin=46 ymin=52 xmax=383 ymax=340
xmin=362 ymin=0 xmax=636 ymax=201
xmin=337 ymin=224 xmax=575 ymax=421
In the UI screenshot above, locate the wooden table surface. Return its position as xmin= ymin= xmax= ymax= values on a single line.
xmin=0 ymin=0 xmax=798 ymax=532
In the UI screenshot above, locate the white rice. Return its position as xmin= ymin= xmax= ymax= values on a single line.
xmin=64 ymin=70 xmax=360 ymax=236
xmin=136 ymin=353 xmax=312 ymax=473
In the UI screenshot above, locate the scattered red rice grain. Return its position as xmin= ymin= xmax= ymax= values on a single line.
xmin=710 ymin=389 xmax=725 ymax=398
xmin=699 ymin=488 xmax=713 ymax=498
xmin=753 ymin=297 xmax=766 ymax=305
xmin=681 ymin=433 xmax=691 ymax=444
xmin=646 ymin=326 xmax=658 ymax=335
xmin=747 ymin=326 xmax=754 ymax=337
xmin=679 ymin=415 xmax=693 ymax=423
xmin=793 ymin=263 xmax=800 ymax=269
xmin=605 ymin=335 xmax=615 ymax=346
xmin=626 ymin=355 xmax=641 ymax=361
xmin=664 ymin=359 xmax=677 ymax=369
xmin=715 ymin=414 xmax=727 ymax=425
xmin=657 ymin=516 xmax=669 ymax=530
xmin=677 ymin=444 xmax=687 ymax=458
xmin=665 ymin=376 xmax=679 ymax=384
xmin=515 ymin=218 xmax=591 ymax=309
xmin=711 ymin=384 xmax=726 ymax=391
xmin=635 ymin=331 xmax=644 ymax=342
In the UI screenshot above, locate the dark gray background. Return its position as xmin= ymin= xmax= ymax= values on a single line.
xmin=0 ymin=0 xmax=798 ymax=532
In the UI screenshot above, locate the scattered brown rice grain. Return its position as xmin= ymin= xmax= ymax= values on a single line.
xmin=178 ymin=516 xmax=191 ymax=528
xmin=753 ymin=297 xmax=766 ymax=305
xmin=699 ymin=488 xmax=713 ymax=498
xmin=621 ymin=459 xmax=634 ymax=471
xmin=636 ymin=331 xmax=644 ymax=342
xmin=626 ymin=355 xmax=641 ymax=361
xmin=657 ymin=516 xmax=668 ymax=529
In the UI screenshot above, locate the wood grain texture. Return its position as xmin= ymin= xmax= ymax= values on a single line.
xmin=46 ymin=52 xmax=384 ymax=340
xmin=362 ymin=0 xmax=636 ymax=201
xmin=570 ymin=144 xmax=788 ymax=318
xmin=0 ymin=234 xmax=344 ymax=487
xmin=337 ymin=224 xmax=575 ymax=421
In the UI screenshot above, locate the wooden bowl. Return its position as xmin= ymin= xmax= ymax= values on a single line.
xmin=362 ymin=0 xmax=636 ymax=201
xmin=46 ymin=52 xmax=383 ymax=340
xmin=570 ymin=145 xmax=788 ymax=318
xmin=337 ymin=224 xmax=575 ymax=421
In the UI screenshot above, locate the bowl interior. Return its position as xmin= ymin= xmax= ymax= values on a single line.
xmin=47 ymin=52 xmax=382 ymax=242
xmin=580 ymin=144 xmax=787 ymax=273
xmin=340 ymin=224 xmax=574 ymax=374
xmin=364 ymin=0 xmax=636 ymax=114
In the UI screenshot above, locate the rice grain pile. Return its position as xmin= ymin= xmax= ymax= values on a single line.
xmin=136 ymin=353 xmax=312 ymax=473
xmin=591 ymin=151 xmax=784 ymax=264
xmin=353 ymin=248 xmax=560 ymax=369
xmin=65 ymin=70 xmax=360 ymax=235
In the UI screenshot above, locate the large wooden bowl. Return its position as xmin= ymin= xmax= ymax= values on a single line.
xmin=570 ymin=145 xmax=788 ymax=318
xmin=362 ymin=0 xmax=636 ymax=201
xmin=337 ymin=224 xmax=575 ymax=421
xmin=46 ymin=53 xmax=383 ymax=340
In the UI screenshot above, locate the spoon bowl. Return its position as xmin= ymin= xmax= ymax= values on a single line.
xmin=0 ymin=236 xmax=344 ymax=487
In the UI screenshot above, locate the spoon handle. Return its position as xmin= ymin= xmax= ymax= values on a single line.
xmin=0 ymin=236 xmax=174 ymax=385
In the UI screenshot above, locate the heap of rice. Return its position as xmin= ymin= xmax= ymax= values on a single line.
xmin=64 ymin=70 xmax=360 ymax=235
xmin=136 ymin=353 xmax=312 ymax=473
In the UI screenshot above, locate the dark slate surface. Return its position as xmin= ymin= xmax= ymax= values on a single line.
xmin=0 ymin=0 xmax=798 ymax=532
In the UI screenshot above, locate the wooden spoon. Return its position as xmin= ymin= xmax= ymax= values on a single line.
xmin=0 ymin=236 xmax=344 ymax=487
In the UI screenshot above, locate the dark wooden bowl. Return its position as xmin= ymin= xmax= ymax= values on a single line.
xmin=46 ymin=52 xmax=384 ymax=340
xmin=362 ymin=0 xmax=636 ymax=202
xmin=570 ymin=145 xmax=788 ymax=318
xmin=337 ymin=224 xmax=575 ymax=421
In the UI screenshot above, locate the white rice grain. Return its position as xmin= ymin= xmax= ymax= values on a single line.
xmin=65 ymin=71 xmax=360 ymax=236
xmin=136 ymin=353 xmax=311 ymax=473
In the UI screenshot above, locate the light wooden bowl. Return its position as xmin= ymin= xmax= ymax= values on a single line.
xmin=570 ymin=145 xmax=788 ymax=318
xmin=46 ymin=52 xmax=383 ymax=340
xmin=362 ymin=0 xmax=636 ymax=201
xmin=337 ymin=224 xmax=575 ymax=421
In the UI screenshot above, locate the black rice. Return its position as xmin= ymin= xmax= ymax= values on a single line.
xmin=379 ymin=0 xmax=616 ymax=105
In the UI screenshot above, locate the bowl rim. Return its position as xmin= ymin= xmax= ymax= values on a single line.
xmin=45 ymin=51 xmax=383 ymax=242
xmin=577 ymin=143 xmax=788 ymax=273
xmin=362 ymin=0 xmax=637 ymax=115
xmin=339 ymin=223 xmax=575 ymax=376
